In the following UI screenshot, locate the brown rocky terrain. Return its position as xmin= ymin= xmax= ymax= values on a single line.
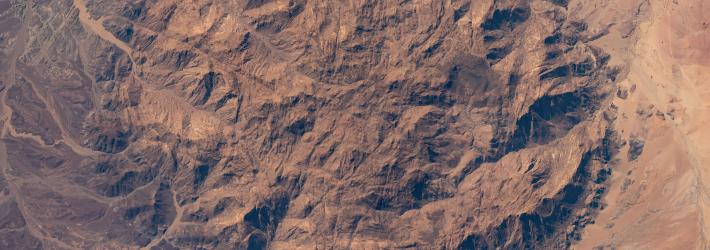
xmin=0 ymin=0 xmax=705 ymax=249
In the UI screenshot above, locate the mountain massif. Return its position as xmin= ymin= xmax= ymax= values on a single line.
xmin=0 ymin=0 xmax=708 ymax=249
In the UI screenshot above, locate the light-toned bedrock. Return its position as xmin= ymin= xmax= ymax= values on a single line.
xmin=576 ymin=0 xmax=710 ymax=249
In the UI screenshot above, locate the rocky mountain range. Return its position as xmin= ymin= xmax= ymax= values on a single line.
xmin=0 ymin=0 xmax=708 ymax=249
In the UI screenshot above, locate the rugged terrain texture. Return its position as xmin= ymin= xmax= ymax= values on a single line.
xmin=0 ymin=0 xmax=703 ymax=249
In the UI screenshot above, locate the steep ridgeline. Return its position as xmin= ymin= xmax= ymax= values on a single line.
xmin=0 ymin=0 xmax=635 ymax=249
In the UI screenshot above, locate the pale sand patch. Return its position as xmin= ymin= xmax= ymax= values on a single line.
xmin=576 ymin=0 xmax=710 ymax=248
